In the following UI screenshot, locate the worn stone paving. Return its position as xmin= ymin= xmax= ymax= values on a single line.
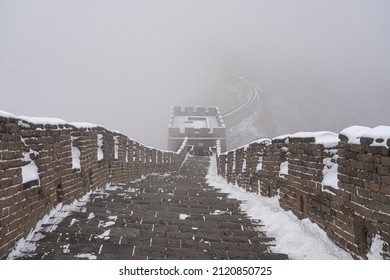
xmin=12 ymin=156 xmax=288 ymax=260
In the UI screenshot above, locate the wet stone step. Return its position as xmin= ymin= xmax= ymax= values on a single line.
xmin=11 ymin=156 xmax=288 ymax=260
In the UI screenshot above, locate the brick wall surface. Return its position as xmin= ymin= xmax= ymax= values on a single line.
xmin=0 ymin=115 xmax=187 ymax=258
xmin=217 ymin=133 xmax=390 ymax=259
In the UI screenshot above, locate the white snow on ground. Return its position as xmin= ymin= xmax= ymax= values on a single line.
xmin=207 ymin=155 xmax=353 ymax=260
xmin=179 ymin=214 xmax=191 ymax=220
xmin=87 ymin=213 xmax=95 ymax=220
xmin=75 ymin=253 xmax=97 ymax=260
xmin=7 ymin=190 xmax=92 ymax=259
xmin=367 ymin=234 xmax=385 ymax=260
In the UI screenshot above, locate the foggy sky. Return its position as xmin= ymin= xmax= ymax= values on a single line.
xmin=1 ymin=0 xmax=390 ymax=149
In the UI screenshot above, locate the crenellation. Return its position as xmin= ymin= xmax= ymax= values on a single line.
xmin=0 ymin=115 xmax=187 ymax=258
xmin=217 ymin=128 xmax=390 ymax=259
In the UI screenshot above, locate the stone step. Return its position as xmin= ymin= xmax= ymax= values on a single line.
xmin=12 ymin=156 xmax=288 ymax=260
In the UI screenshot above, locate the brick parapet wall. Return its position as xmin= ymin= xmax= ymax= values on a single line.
xmin=0 ymin=115 xmax=187 ymax=258
xmin=217 ymin=133 xmax=390 ymax=259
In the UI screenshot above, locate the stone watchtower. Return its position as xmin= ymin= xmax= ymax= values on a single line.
xmin=168 ymin=106 xmax=226 ymax=156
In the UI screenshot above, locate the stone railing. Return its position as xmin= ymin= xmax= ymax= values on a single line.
xmin=0 ymin=111 xmax=187 ymax=258
xmin=216 ymin=126 xmax=390 ymax=259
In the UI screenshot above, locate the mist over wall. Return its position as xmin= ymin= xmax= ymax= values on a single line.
xmin=1 ymin=0 xmax=389 ymax=149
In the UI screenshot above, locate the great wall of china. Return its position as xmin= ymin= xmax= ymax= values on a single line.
xmin=1 ymin=107 xmax=390 ymax=259
xmin=215 ymin=127 xmax=390 ymax=259
xmin=0 ymin=111 xmax=187 ymax=258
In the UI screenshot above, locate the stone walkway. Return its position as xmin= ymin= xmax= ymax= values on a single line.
xmin=12 ymin=156 xmax=288 ymax=260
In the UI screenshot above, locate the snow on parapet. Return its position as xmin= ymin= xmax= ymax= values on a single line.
xmin=222 ymin=138 xmax=271 ymax=155
xmin=290 ymin=131 xmax=339 ymax=148
xmin=254 ymin=138 xmax=272 ymax=145
xmin=0 ymin=110 xmax=16 ymax=119
xmin=340 ymin=125 xmax=390 ymax=148
xmin=362 ymin=126 xmax=390 ymax=148
xmin=18 ymin=116 xmax=68 ymax=125
xmin=69 ymin=122 xmax=99 ymax=129
xmin=339 ymin=126 xmax=371 ymax=144
xmin=272 ymin=134 xmax=291 ymax=141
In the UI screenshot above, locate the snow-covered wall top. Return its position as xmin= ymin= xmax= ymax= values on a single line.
xmin=0 ymin=109 xmax=101 ymax=130
xmin=221 ymin=125 xmax=390 ymax=155
xmin=216 ymin=124 xmax=390 ymax=260
xmin=0 ymin=109 xmax=188 ymax=258
xmin=0 ymin=109 xmax=16 ymax=119
xmin=289 ymin=131 xmax=339 ymax=148
xmin=340 ymin=125 xmax=390 ymax=148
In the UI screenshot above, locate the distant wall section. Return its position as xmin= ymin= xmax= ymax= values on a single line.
xmin=0 ymin=112 xmax=187 ymax=258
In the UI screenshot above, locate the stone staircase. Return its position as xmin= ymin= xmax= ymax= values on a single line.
xmin=10 ymin=156 xmax=288 ymax=260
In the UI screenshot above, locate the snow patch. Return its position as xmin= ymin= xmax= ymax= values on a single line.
xmin=97 ymin=134 xmax=104 ymax=161
xmin=87 ymin=213 xmax=95 ymax=220
xmin=279 ymin=161 xmax=288 ymax=177
xmin=242 ymin=158 xmax=247 ymax=172
xmin=256 ymin=156 xmax=263 ymax=171
xmin=290 ymin=131 xmax=339 ymax=148
xmin=272 ymin=134 xmax=291 ymax=142
xmin=7 ymin=188 xmax=93 ymax=259
xmin=113 ymin=135 xmax=119 ymax=159
xmin=96 ymin=229 xmax=110 ymax=240
xmin=322 ymin=154 xmax=339 ymax=194
xmin=210 ymin=210 xmax=228 ymax=215
xmin=367 ymin=234 xmax=385 ymax=260
xmin=362 ymin=126 xmax=390 ymax=148
xmin=18 ymin=120 xmax=30 ymax=128
xmin=21 ymin=160 xmax=40 ymax=184
xmin=206 ymin=155 xmax=352 ymax=260
xmin=341 ymin=125 xmax=390 ymax=148
xmin=75 ymin=253 xmax=97 ymax=260
xmin=71 ymin=136 xmax=81 ymax=171
xmin=0 ymin=109 xmax=16 ymax=118
xmin=18 ymin=116 xmax=68 ymax=125
xmin=340 ymin=126 xmax=371 ymax=145
xmin=179 ymin=214 xmax=191 ymax=220
xmin=69 ymin=122 xmax=98 ymax=129
xmin=21 ymin=146 xmax=40 ymax=185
